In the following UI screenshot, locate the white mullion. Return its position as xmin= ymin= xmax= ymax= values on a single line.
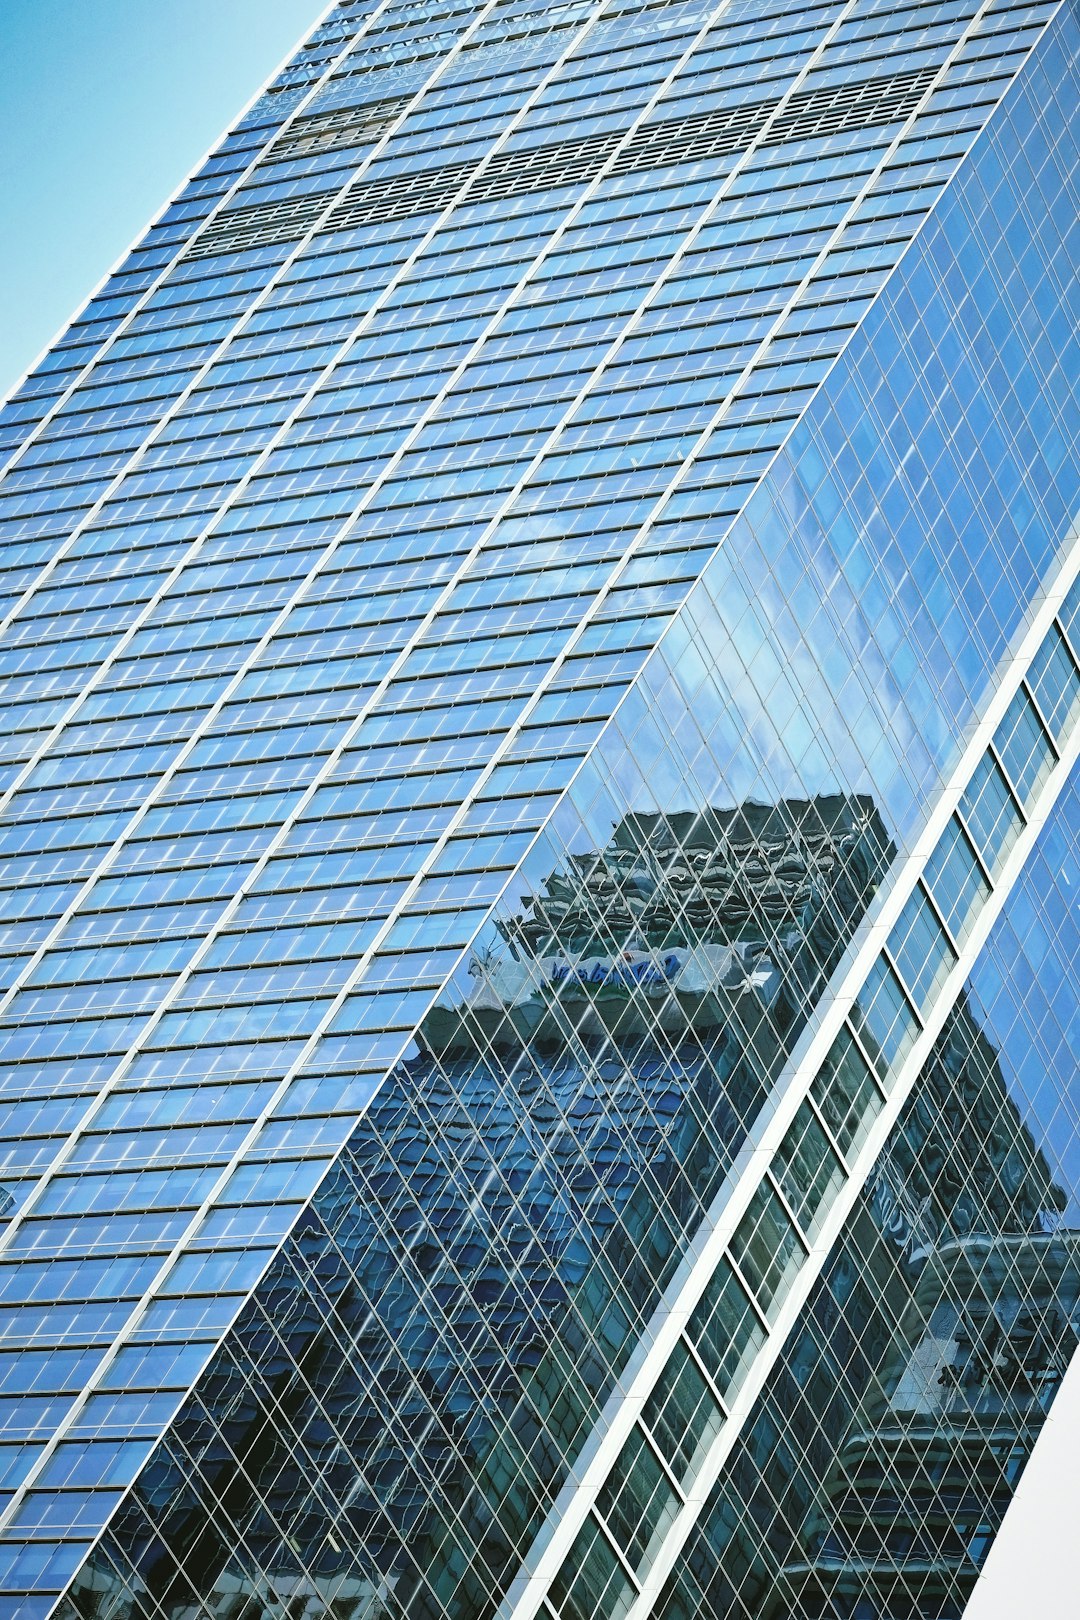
xmin=0 ymin=0 xmax=389 ymax=462
xmin=0 ymin=0 xmax=513 ymax=654
xmin=0 ymin=0 xmax=854 ymax=1543
xmin=494 ymin=527 xmax=1080 ymax=1620
xmin=627 ymin=723 xmax=1080 ymax=1620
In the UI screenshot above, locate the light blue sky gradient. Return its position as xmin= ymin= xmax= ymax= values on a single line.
xmin=0 ymin=0 xmax=327 ymax=397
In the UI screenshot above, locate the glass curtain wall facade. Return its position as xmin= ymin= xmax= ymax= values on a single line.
xmin=0 ymin=0 xmax=1075 ymax=1615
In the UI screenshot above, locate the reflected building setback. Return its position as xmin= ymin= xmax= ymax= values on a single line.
xmin=0 ymin=0 xmax=1077 ymax=1616
xmin=63 ymin=794 xmax=893 ymax=1620
xmin=690 ymin=992 xmax=1078 ymax=1620
xmin=781 ymin=1229 xmax=1079 ymax=1618
xmin=432 ymin=795 xmax=892 ymax=1049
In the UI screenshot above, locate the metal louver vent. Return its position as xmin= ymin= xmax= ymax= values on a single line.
xmin=268 ymin=95 xmax=411 ymax=161
xmin=762 ymin=62 xmax=936 ymax=145
xmin=188 ymin=188 xmax=342 ymax=257
xmin=187 ymin=65 xmax=936 ymax=260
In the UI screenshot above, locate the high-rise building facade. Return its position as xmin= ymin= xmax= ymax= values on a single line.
xmin=0 ymin=0 xmax=1076 ymax=1615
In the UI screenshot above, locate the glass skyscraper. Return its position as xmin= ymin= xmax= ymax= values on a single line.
xmin=0 ymin=0 xmax=1076 ymax=1614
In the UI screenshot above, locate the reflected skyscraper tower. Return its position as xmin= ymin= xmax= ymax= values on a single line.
xmin=0 ymin=0 xmax=1076 ymax=1617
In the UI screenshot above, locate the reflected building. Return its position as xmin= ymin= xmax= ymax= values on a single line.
xmin=724 ymin=998 xmax=1077 ymax=1620
xmin=778 ymin=1228 xmax=1079 ymax=1618
xmin=0 ymin=0 xmax=1077 ymax=1616
xmin=65 ymin=794 xmax=894 ymax=1620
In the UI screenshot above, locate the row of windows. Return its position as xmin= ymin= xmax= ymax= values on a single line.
xmin=6 ymin=589 xmax=1075 ymax=1056
xmin=536 ymin=585 xmax=1078 ymax=1620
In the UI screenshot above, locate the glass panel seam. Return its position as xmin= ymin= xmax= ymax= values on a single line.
xmin=492 ymin=516 xmax=1080 ymax=1620
xmin=623 ymin=690 xmax=1080 ymax=1619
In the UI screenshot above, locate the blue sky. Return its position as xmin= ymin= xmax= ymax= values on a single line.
xmin=0 ymin=0 xmax=327 ymax=397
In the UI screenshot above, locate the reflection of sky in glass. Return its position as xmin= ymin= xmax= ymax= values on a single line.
xmin=0 ymin=0 xmax=1075 ymax=1613
xmin=967 ymin=773 xmax=1080 ymax=1226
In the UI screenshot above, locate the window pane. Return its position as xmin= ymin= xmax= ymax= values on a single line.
xmin=1027 ymin=625 xmax=1080 ymax=745
xmin=597 ymin=1425 xmax=679 ymax=1572
xmin=641 ymin=1339 xmax=722 ymax=1479
xmin=923 ymin=816 xmax=988 ymax=945
xmin=958 ymin=754 xmax=1022 ymax=876
xmin=853 ymin=958 xmax=919 ymax=1079
xmin=730 ymin=1184 xmax=802 ymax=1321
xmin=811 ymin=1029 xmax=883 ymax=1159
xmin=887 ymin=886 xmax=956 ymax=1012
xmin=551 ymin=1515 xmax=634 ymax=1620
xmin=773 ymin=1101 xmax=845 ymax=1240
xmin=686 ymin=1258 xmax=765 ymax=1403
xmin=1060 ymin=577 xmax=1080 ymax=661
xmin=994 ymin=687 xmax=1054 ymax=807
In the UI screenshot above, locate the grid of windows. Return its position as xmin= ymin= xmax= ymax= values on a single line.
xmin=0 ymin=0 xmax=1075 ymax=1615
xmin=655 ymin=766 xmax=1080 ymax=1620
xmin=495 ymin=575 xmax=1080 ymax=1620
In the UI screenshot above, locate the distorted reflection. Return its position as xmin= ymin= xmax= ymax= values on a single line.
xmin=60 ymin=795 xmax=893 ymax=1620
xmin=660 ymin=997 xmax=1074 ymax=1620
